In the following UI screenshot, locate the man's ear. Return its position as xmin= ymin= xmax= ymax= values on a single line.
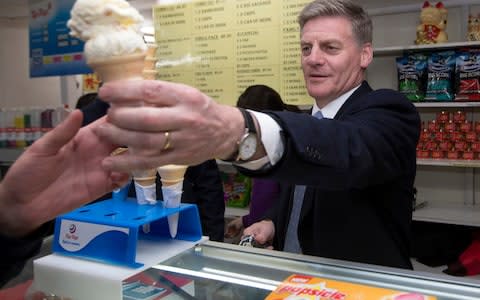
xmin=360 ymin=43 xmax=373 ymax=69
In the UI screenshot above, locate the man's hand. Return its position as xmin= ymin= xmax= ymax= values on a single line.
xmin=95 ymin=80 xmax=245 ymax=172
xmin=243 ymin=220 xmax=275 ymax=249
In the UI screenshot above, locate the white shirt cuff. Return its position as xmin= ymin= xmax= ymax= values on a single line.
xmin=235 ymin=110 xmax=284 ymax=170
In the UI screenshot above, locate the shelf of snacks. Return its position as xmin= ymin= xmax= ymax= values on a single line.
xmin=373 ymin=41 xmax=480 ymax=57
xmin=417 ymin=109 xmax=480 ymax=162
xmin=412 ymin=200 xmax=480 ymax=227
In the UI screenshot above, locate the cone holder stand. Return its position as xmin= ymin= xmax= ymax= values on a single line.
xmin=52 ymin=181 xmax=202 ymax=268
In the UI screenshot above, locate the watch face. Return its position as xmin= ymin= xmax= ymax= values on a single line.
xmin=239 ymin=134 xmax=257 ymax=160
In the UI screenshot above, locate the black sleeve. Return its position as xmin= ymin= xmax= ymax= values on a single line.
xmin=182 ymin=160 xmax=225 ymax=242
xmin=0 ymin=222 xmax=51 ymax=287
xmin=81 ymin=98 xmax=110 ymax=126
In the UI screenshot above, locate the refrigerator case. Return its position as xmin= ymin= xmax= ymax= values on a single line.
xmin=126 ymin=241 xmax=480 ymax=300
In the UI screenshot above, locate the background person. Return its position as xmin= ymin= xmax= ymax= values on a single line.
xmin=225 ymin=85 xmax=301 ymax=240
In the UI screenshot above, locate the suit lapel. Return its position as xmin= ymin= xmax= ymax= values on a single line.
xmin=334 ymin=81 xmax=372 ymax=120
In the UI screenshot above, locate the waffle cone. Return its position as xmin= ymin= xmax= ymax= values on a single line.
xmin=134 ymin=176 xmax=156 ymax=186
xmin=142 ymin=69 xmax=157 ymax=80
xmin=88 ymin=52 xmax=146 ymax=82
xmin=146 ymin=43 xmax=158 ymax=57
xmin=157 ymin=165 xmax=187 ymax=186
xmin=144 ymin=57 xmax=157 ymax=69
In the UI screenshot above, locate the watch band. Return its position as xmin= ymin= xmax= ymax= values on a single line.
xmin=238 ymin=107 xmax=256 ymax=134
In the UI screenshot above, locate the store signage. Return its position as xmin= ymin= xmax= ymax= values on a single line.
xmin=153 ymin=0 xmax=312 ymax=105
xmin=29 ymin=0 xmax=92 ymax=77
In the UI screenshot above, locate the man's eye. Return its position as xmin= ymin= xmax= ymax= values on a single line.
xmin=301 ymin=46 xmax=312 ymax=55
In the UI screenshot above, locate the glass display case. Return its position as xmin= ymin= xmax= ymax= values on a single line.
xmin=124 ymin=241 xmax=480 ymax=299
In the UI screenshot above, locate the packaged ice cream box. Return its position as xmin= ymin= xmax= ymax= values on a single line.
xmin=221 ymin=172 xmax=252 ymax=208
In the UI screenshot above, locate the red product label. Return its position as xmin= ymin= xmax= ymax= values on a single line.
xmin=451 ymin=131 xmax=465 ymax=141
xmin=417 ymin=149 xmax=430 ymax=158
xmin=463 ymin=151 xmax=475 ymax=160
xmin=453 ymin=111 xmax=466 ymax=123
xmin=434 ymin=130 xmax=447 ymax=141
xmin=447 ymin=151 xmax=460 ymax=159
xmin=432 ymin=150 xmax=445 ymax=159
xmin=438 ymin=141 xmax=452 ymax=151
xmin=466 ymin=131 xmax=477 ymax=142
xmin=436 ymin=111 xmax=450 ymax=123
xmin=444 ymin=121 xmax=456 ymax=132
xmin=460 ymin=121 xmax=473 ymax=132
xmin=455 ymin=141 xmax=468 ymax=151
xmin=472 ymin=142 xmax=480 ymax=152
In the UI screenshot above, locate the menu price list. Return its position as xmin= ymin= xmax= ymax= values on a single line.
xmin=153 ymin=0 xmax=312 ymax=105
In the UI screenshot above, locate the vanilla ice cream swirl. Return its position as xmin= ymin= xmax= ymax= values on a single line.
xmin=67 ymin=0 xmax=147 ymax=61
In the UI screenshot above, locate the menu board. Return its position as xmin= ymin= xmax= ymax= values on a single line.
xmin=153 ymin=0 xmax=312 ymax=105
xmin=29 ymin=0 xmax=91 ymax=77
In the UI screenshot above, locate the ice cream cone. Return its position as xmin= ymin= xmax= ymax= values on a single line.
xmin=157 ymin=165 xmax=187 ymax=186
xmin=134 ymin=176 xmax=156 ymax=186
xmin=144 ymin=56 xmax=158 ymax=70
xmin=146 ymin=43 xmax=158 ymax=57
xmin=133 ymin=168 xmax=157 ymax=185
xmin=133 ymin=168 xmax=157 ymax=205
xmin=142 ymin=69 xmax=158 ymax=80
xmin=158 ymin=165 xmax=187 ymax=238
xmin=88 ymin=52 xmax=146 ymax=83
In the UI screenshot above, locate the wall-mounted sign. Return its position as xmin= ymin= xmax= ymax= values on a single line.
xmin=29 ymin=0 xmax=92 ymax=77
xmin=153 ymin=0 xmax=312 ymax=106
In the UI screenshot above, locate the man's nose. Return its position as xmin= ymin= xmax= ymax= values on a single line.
xmin=306 ymin=47 xmax=325 ymax=65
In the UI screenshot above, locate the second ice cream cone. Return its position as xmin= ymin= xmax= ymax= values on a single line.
xmin=157 ymin=165 xmax=187 ymax=186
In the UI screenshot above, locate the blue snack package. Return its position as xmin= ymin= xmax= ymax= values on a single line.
xmin=426 ymin=51 xmax=456 ymax=101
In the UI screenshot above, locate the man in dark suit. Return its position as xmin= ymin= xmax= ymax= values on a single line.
xmin=95 ymin=0 xmax=420 ymax=270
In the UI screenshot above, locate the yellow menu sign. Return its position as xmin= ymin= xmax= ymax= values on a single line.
xmin=265 ymin=274 xmax=437 ymax=300
xmin=153 ymin=0 xmax=312 ymax=106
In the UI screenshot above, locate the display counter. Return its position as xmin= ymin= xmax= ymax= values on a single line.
xmin=122 ymin=241 xmax=480 ymax=299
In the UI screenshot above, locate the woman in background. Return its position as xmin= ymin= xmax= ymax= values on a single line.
xmin=225 ymin=85 xmax=301 ymax=240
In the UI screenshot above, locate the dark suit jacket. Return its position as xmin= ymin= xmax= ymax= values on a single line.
xmin=243 ymin=81 xmax=420 ymax=269
xmin=82 ymin=99 xmax=225 ymax=241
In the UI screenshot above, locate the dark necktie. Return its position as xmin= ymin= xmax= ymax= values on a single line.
xmin=284 ymin=110 xmax=323 ymax=253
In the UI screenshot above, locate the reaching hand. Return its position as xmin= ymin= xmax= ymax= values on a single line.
xmin=242 ymin=220 xmax=275 ymax=249
xmin=0 ymin=110 xmax=129 ymax=237
xmin=95 ymin=79 xmax=245 ymax=172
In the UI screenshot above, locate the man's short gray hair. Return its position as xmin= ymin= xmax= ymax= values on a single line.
xmin=298 ymin=0 xmax=373 ymax=45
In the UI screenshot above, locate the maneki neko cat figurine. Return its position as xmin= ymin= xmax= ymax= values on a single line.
xmin=468 ymin=14 xmax=480 ymax=41
xmin=415 ymin=1 xmax=448 ymax=44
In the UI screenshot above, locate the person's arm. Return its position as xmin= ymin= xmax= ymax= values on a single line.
xmin=0 ymin=110 xmax=128 ymax=286
xmin=242 ymin=179 xmax=280 ymax=227
xmin=0 ymin=223 xmax=50 ymax=287
xmin=81 ymin=97 xmax=110 ymax=126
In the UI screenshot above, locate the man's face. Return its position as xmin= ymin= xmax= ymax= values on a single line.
xmin=300 ymin=16 xmax=372 ymax=107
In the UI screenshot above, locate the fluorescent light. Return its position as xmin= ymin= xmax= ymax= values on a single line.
xmin=152 ymin=265 xmax=280 ymax=291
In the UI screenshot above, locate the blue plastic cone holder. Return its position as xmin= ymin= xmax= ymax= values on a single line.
xmin=52 ymin=181 xmax=203 ymax=268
